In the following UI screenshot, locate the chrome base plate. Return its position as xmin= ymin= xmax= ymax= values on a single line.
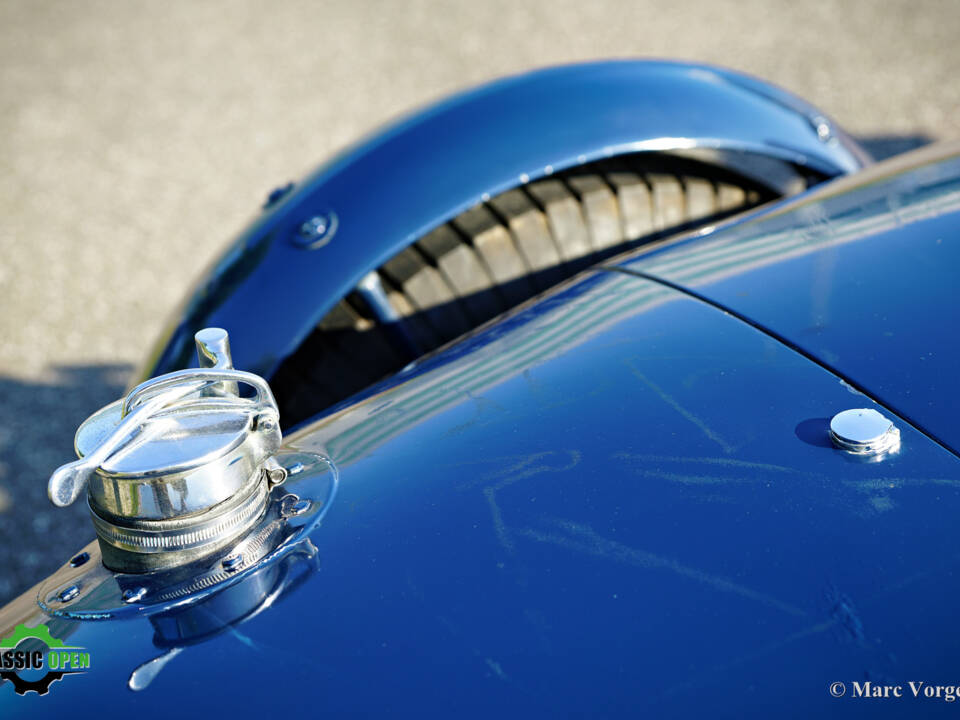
xmin=36 ymin=451 xmax=337 ymax=620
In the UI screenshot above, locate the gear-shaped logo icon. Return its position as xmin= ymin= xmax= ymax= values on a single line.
xmin=0 ymin=623 xmax=66 ymax=650
xmin=0 ymin=623 xmax=87 ymax=696
xmin=0 ymin=668 xmax=68 ymax=696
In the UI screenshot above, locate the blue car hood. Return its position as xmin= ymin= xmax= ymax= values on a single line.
xmin=9 ymin=146 xmax=960 ymax=720
xmin=8 ymin=256 xmax=960 ymax=717
xmin=618 ymin=143 xmax=960 ymax=456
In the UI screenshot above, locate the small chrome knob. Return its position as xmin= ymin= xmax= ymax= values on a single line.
xmin=194 ymin=326 xmax=238 ymax=396
xmin=829 ymin=408 xmax=900 ymax=457
xmin=194 ymin=327 xmax=233 ymax=370
xmin=47 ymin=329 xmax=282 ymax=572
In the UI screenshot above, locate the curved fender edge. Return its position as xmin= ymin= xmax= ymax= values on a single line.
xmin=136 ymin=59 xmax=869 ymax=384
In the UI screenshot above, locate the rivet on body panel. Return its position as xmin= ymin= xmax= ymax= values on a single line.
xmin=294 ymin=212 xmax=338 ymax=249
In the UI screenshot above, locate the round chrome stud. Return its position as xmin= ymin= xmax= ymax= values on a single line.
xmin=829 ymin=408 xmax=901 ymax=457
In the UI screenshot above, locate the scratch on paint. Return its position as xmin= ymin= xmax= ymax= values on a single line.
xmin=439 ymin=616 xmax=511 ymax=683
xmin=484 ymin=486 xmax=514 ymax=553
xmin=665 ymin=617 xmax=839 ymax=696
xmin=627 ymin=469 xmax=758 ymax=485
xmin=481 ymin=451 xmax=581 ymax=554
xmin=868 ymin=495 xmax=896 ymax=514
xmin=518 ymin=519 xmax=806 ymax=618
xmin=615 ymin=454 xmax=806 ymax=476
xmin=670 ymin=553 xmax=960 ymax=696
xmin=484 ymin=451 xmax=581 ymax=484
xmin=452 ymin=451 xmax=579 ymax=490
xmin=485 ymin=658 xmax=508 ymax=681
xmin=615 ymin=454 xmax=812 ymax=487
xmin=844 ymin=477 xmax=960 ymax=492
xmin=827 ymin=586 xmax=865 ymax=643
xmin=442 ymin=391 xmax=506 ymax=437
xmin=624 ymin=360 xmax=736 ymax=454
xmin=865 ymin=552 xmax=960 ymax=601
xmin=843 ymin=477 xmax=960 ymax=516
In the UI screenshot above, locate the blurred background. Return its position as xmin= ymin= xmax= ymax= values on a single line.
xmin=0 ymin=0 xmax=957 ymax=605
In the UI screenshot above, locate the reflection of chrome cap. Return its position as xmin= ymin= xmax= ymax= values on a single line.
xmin=829 ymin=408 xmax=901 ymax=457
xmin=46 ymin=329 xmax=284 ymax=573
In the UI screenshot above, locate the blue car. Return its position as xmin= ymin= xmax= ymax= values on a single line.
xmin=2 ymin=60 xmax=958 ymax=717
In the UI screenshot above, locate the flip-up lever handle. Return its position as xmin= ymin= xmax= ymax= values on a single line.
xmin=47 ymin=329 xmax=278 ymax=508
xmin=120 ymin=368 xmax=276 ymax=418
xmin=48 ymin=381 xmax=203 ymax=507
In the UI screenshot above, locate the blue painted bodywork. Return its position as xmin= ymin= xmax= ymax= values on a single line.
xmin=5 ymin=257 xmax=960 ymax=717
xmin=135 ymin=60 xmax=866 ymax=386
xmin=618 ymin=144 xmax=960 ymax=455
xmin=11 ymin=67 xmax=960 ymax=717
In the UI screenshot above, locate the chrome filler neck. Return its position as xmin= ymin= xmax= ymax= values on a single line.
xmin=47 ymin=329 xmax=285 ymax=573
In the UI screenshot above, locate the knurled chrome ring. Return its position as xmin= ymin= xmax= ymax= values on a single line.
xmin=89 ymin=476 xmax=268 ymax=554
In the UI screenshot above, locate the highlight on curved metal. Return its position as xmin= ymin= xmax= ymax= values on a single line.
xmin=139 ymin=60 xmax=869 ymax=384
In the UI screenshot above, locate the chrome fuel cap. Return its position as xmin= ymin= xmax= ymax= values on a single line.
xmin=829 ymin=408 xmax=901 ymax=457
xmin=47 ymin=329 xmax=284 ymax=572
xmin=74 ymin=394 xmax=274 ymax=521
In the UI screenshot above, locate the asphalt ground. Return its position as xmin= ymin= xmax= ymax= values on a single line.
xmin=1 ymin=0 xmax=958 ymax=605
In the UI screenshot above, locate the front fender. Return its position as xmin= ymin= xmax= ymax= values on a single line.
xmin=139 ymin=59 xmax=868 ymax=383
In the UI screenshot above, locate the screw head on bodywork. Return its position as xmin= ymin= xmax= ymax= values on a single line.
xmin=812 ymin=115 xmax=833 ymax=142
xmin=829 ymin=408 xmax=900 ymax=457
xmin=294 ymin=212 xmax=338 ymax=249
xmin=57 ymin=585 xmax=80 ymax=603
